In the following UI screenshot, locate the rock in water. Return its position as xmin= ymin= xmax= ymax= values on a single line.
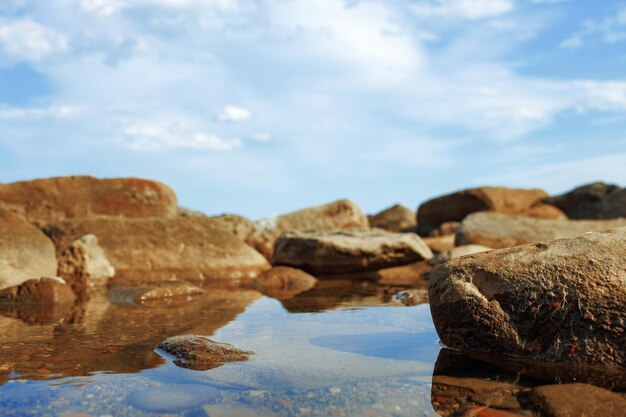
xmin=0 ymin=208 xmax=57 ymax=290
xmin=417 ymin=186 xmax=565 ymax=236
xmin=157 ymin=335 xmax=253 ymax=370
xmin=456 ymin=211 xmax=626 ymax=248
xmin=527 ymin=383 xmax=626 ymax=417
xmin=544 ymin=182 xmax=626 ymax=220
xmin=272 ymin=231 xmax=433 ymax=274
xmin=0 ymin=277 xmax=76 ymax=305
xmin=429 ymin=227 xmax=626 ymax=367
xmin=0 ymin=176 xmax=178 ymax=226
xmin=368 ymin=204 xmax=417 ymax=232
xmin=134 ymin=284 xmax=205 ymax=304
xmin=247 ymin=266 xmax=317 ymax=300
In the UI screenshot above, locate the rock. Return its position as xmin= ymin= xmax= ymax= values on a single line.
xmin=526 ymin=383 xmax=626 ymax=417
xmin=422 ymin=234 xmax=455 ymax=254
xmin=57 ymin=234 xmax=115 ymax=298
xmin=429 ymin=227 xmax=626 ymax=367
xmin=246 ymin=267 xmax=317 ymax=300
xmin=0 ymin=176 xmax=178 ymax=226
xmin=375 ymin=261 xmax=432 ymax=286
xmin=544 ymin=182 xmax=626 ymax=220
xmin=431 ymin=221 xmax=461 ymax=237
xmin=134 ymin=284 xmax=205 ymax=304
xmin=429 ymin=245 xmax=492 ymax=265
xmin=456 ymin=211 xmax=626 ymax=248
xmin=0 ymin=208 xmax=57 ymax=290
xmin=272 ymin=231 xmax=433 ymax=274
xmin=205 ymin=214 xmax=274 ymax=260
xmin=367 ymin=204 xmax=417 ymax=232
xmin=0 ymin=277 xmax=76 ymax=305
xmin=157 ymin=335 xmax=253 ymax=370
xmin=44 ymin=216 xmax=270 ymax=286
xmin=417 ymin=186 xmax=564 ymax=236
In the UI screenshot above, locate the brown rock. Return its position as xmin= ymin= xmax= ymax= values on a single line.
xmin=0 ymin=176 xmax=178 ymax=226
xmin=417 ymin=186 xmax=559 ymax=236
xmin=392 ymin=289 xmax=428 ymax=306
xmin=544 ymin=182 xmax=626 ymax=220
xmin=527 ymin=383 xmax=626 ymax=417
xmin=375 ymin=261 xmax=432 ymax=286
xmin=0 ymin=277 xmax=76 ymax=305
xmin=134 ymin=284 xmax=205 ymax=304
xmin=0 ymin=208 xmax=57 ymax=290
xmin=247 ymin=266 xmax=317 ymax=300
xmin=429 ymin=244 xmax=492 ymax=266
xmin=368 ymin=204 xmax=417 ymax=232
xmin=157 ymin=335 xmax=253 ymax=370
xmin=57 ymin=234 xmax=115 ymax=298
xmin=432 ymin=221 xmax=461 ymax=237
xmin=204 ymin=214 xmax=274 ymax=260
xmin=525 ymin=203 xmax=567 ymax=220
xmin=456 ymin=211 xmax=626 ymax=248
xmin=263 ymin=199 xmax=369 ymax=233
xmin=422 ymin=234 xmax=455 ymax=254
xmin=429 ymin=227 xmax=626 ymax=367
xmin=273 ymin=231 xmax=433 ymax=274
xmin=45 ymin=216 xmax=270 ymax=286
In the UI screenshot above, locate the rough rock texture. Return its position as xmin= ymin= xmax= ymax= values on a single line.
xmin=429 ymin=245 xmax=492 ymax=266
xmin=157 ymin=335 xmax=253 ymax=370
xmin=0 ymin=277 xmax=76 ymax=305
xmin=134 ymin=284 xmax=205 ymax=303
xmin=0 ymin=176 xmax=178 ymax=226
xmin=204 ymin=214 xmax=274 ymax=260
xmin=526 ymin=384 xmax=626 ymax=417
xmin=429 ymin=227 xmax=626 ymax=367
xmin=263 ymin=199 xmax=369 ymax=232
xmin=0 ymin=208 xmax=57 ymax=290
xmin=422 ymin=235 xmax=455 ymax=254
xmin=456 ymin=211 xmax=626 ymax=249
xmin=367 ymin=204 xmax=417 ymax=232
xmin=417 ymin=186 xmax=564 ymax=236
xmin=44 ymin=217 xmax=270 ymax=286
xmin=544 ymin=182 xmax=626 ymax=220
xmin=273 ymin=231 xmax=433 ymax=274
xmin=246 ymin=266 xmax=317 ymax=300
xmin=57 ymin=234 xmax=115 ymax=298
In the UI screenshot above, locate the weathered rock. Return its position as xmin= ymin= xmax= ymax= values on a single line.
xmin=57 ymin=234 xmax=115 ymax=298
xmin=0 ymin=277 xmax=76 ymax=305
xmin=44 ymin=217 xmax=270 ymax=286
xmin=134 ymin=284 xmax=205 ymax=304
xmin=246 ymin=266 xmax=317 ymax=300
xmin=526 ymin=384 xmax=626 ymax=417
xmin=273 ymin=231 xmax=433 ymax=274
xmin=0 ymin=176 xmax=178 ymax=226
xmin=456 ymin=211 xmax=626 ymax=248
xmin=205 ymin=214 xmax=274 ymax=260
xmin=0 ymin=208 xmax=57 ymax=290
xmin=157 ymin=335 xmax=253 ymax=370
xmin=262 ymin=199 xmax=369 ymax=232
xmin=544 ymin=182 xmax=626 ymax=220
xmin=429 ymin=227 xmax=626 ymax=367
xmin=429 ymin=245 xmax=492 ymax=266
xmin=368 ymin=204 xmax=417 ymax=232
xmin=417 ymin=186 xmax=564 ymax=236
xmin=422 ymin=234 xmax=455 ymax=254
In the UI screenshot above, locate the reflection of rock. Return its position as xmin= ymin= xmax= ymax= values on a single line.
xmin=157 ymin=335 xmax=253 ymax=371
xmin=273 ymin=231 xmax=433 ymax=274
xmin=133 ymin=284 xmax=205 ymax=304
xmin=526 ymin=383 xmax=626 ymax=417
xmin=367 ymin=204 xmax=417 ymax=232
xmin=392 ymin=289 xmax=428 ymax=306
xmin=245 ymin=267 xmax=317 ymax=300
xmin=0 ymin=277 xmax=76 ymax=305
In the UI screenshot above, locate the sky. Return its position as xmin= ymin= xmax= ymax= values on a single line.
xmin=0 ymin=0 xmax=625 ymax=219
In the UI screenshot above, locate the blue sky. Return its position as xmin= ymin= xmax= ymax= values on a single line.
xmin=0 ymin=0 xmax=625 ymax=218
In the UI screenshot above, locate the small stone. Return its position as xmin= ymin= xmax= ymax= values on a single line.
xmin=157 ymin=335 xmax=253 ymax=370
xmin=134 ymin=284 xmax=205 ymax=303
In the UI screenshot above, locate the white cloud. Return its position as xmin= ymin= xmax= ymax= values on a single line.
xmin=0 ymin=106 xmax=81 ymax=120
xmin=124 ymin=123 xmax=242 ymax=151
xmin=562 ymin=6 xmax=626 ymax=48
xmin=411 ymin=0 xmax=515 ymax=20
xmin=218 ymin=105 xmax=251 ymax=122
xmin=0 ymin=18 xmax=67 ymax=61
xmin=79 ymin=0 xmax=237 ymax=15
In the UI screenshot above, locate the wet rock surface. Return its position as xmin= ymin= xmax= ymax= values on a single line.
xmin=456 ymin=211 xmax=626 ymax=248
xmin=157 ymin=335 xmax=253 ymax=370
xmin=0 ymin=277 xmax=76 ymax=305
xmin=368 ymin=204 xmax=417 ymax=232
xmin=544 ymin=182 xmax=626 ymax=220
xmin=273 ymin=230 xmax=433 ymax=274
xmin=429 ymin=227 xmax=626 ymax=367
xmin=526 ymin=383 xmax=626 ymax=417
xmin=246 ymin=266 xmax=318 ymax=300
xmin=133 ymin=283 xmax=206 ymax=304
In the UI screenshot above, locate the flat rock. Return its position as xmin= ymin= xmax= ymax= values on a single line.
xmin=368 ymin=204 xmax=417 ymax=232
xmin=57 ymin=234 xmax=115 ymax=298
xmin=0 ymin=277 xmax=76 ymax=305
xmin=429 ymin=227 xmax=626 ymax=367
xmin=429 ymin=244 xmax=492 ymax=265
xmin=456 ymin=211 xmax=626 ymax=248
xmin=157 ymin=335 xmax=253 ymax=370
xmin=526 ymin=383 xmax=626 ymax=417
xmin=134 ymin=284 xmax=205 ymax=304
xmin=247 ymin=266 xmax=317 ymax=300
xmin=0 ymin=208 xmax=57 ymax=290
xmin=544 ymin=182 xmax=626 ymax=219
xmin=44 ymin=216 xmax=270 ymax=286
xmin=0 ymin=176 xmax=178 ymax=226
xmin=272 ymin=231 xmax=433 ymax=274
xmin=417 ymin=186 xmax=564 ymax=236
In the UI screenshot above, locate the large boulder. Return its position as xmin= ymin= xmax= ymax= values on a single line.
xmin=544 ymin=182 xmax=626 ymax=220
xmin=429 ymin=227 xmax=626 ymax=367
xmin=0 ymin=176 xmax=178 ymax=226
xmin=0 ymin=208 xmax=57 ymax=290
xmin=272 ymin=231 xmax=433 ymax=274
xmin=44 ymin=217 xmax=270 ymax=286
xmin=456 ymin=211 xmax=626 ymax=248
xmin=367 ymin=204 xmax=416 ymax=232
xmin=417 ymin=186 xmax=565 ymax=236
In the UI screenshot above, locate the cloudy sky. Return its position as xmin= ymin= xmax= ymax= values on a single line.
xmin=1 ymin=0 xmax=625 ymax=218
